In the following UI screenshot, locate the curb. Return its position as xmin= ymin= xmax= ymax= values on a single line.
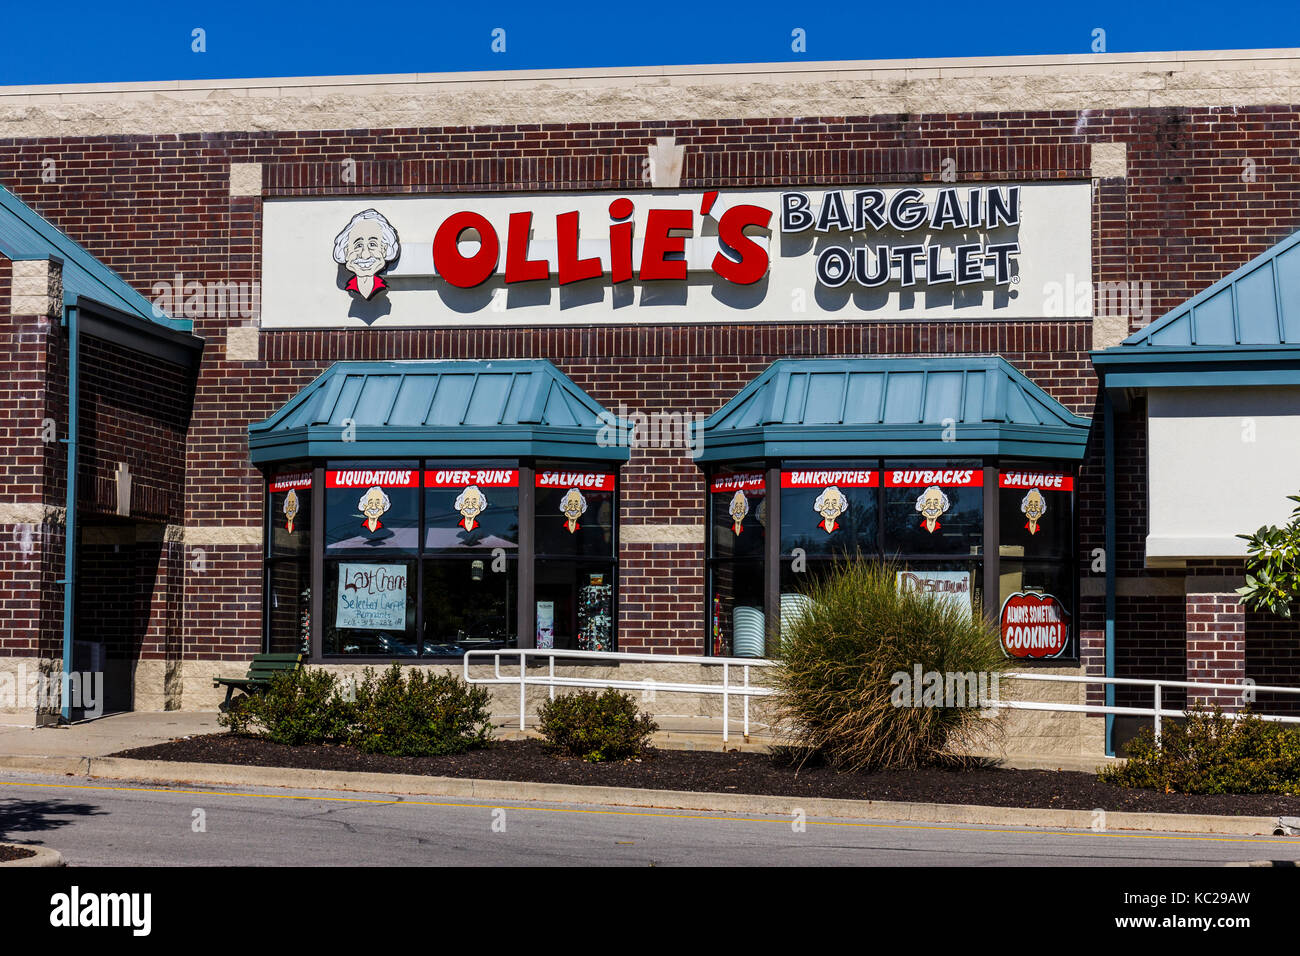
xmin=0 ymin=844 xmax=65 ymax=867
xmin=16 ymin=755 xmax=1286 ymax=837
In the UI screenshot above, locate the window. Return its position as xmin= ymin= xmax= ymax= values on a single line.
xmin=706 ymin=456 xmax=1077 ymax=661
xmin=422 ymin=464 xmax=520 ymax=655
xmin=534 ymin=467 xmax=617 ymax=651
xmin=265 ymin=470 xmax=312 ymax=654
xmin=997 ymin=466 xmax=1077 ymax=659
xmin=708 ymin=469 xmax=766 ymax=657
xmin=882 ymin=460 xmax=984 ymax=558
xmin=324 ymin=464 xmax=420 ymax=554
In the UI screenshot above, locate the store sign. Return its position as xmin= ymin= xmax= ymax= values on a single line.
xmin=999 ymin=591 xmax=1070 ymax=659
xmin=897 ymin=570 xmax=973 ymax=622
xmin=336 ymin=563 xmax=407 ymax=630
xmin=325 ymin=469 xmax=420 ymax=488
xmin=262 ymin=183 xmax=1091 ymax=327
xmin=711 ymin=472 xmax=765 ymax=493
xmin=535 ymin=471 xmax=615 ymax=491
xmin=1000 ymin=470 xmax=1072 ymax=536
xmin=424 ymin=468 xmax=519 ymax=488
xmin=781 ymin=469 xmax=877 ymax=488
xmin=269 ymin=472 xmax=311 ymax=492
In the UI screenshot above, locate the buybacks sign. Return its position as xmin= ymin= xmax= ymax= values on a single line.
xmin=261 ymin=183 xmax=1091 ymax=328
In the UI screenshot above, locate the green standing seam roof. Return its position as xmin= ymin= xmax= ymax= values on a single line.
xmin=1092 ymin=228 xmax=1300 ymax=388
xmin=0 ymin=185 xmax=191 ymax=333
xmin=697 ymin=356 xmax=1092 ymax=463
xmin=248 ymin=359 xmax=631 ymax=465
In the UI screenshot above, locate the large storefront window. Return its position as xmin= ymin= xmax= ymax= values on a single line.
xmin=265 ymin=470 xmax=312 ymax=654
xmin=706 ymin=458 xmax=1075 ymax=660
xmin=264 ymin=460 xmax=617 ymax=658
xmin=534 ymin=468 xmax=617 ymax=651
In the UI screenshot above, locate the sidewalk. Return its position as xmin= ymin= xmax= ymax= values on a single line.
xmin=0 ymin=711 xmax=1112 ymax=773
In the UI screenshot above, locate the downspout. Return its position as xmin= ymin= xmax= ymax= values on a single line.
xmin=59 ymin=303 xmax=78 ymax=723
xmin=1103 ymin=386 xmax=1116 ymax=757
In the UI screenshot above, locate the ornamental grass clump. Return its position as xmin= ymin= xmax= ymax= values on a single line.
xmin=769 ymin=557 xmax=1009 ymax=771
xmin=1099 ymin=707 xmax=1300 ymax=795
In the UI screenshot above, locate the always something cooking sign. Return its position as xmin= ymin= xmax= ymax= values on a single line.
xmin=260 ymin=183 xmax=1091 ymax=328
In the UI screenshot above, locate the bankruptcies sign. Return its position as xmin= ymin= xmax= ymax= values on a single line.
xmin=781 ymin=470 xmax=877 ymax=488
xmin=261 ymin=183 xmax=1091 ymax=328
xmin=1000 ymin=591 xmax=1070 ymax=659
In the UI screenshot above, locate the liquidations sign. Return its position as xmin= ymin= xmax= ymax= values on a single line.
xmin=261 ymin=183 xmax=1091 ymax=328
xmin=999 ymin=591 xmax=1070 ymax=659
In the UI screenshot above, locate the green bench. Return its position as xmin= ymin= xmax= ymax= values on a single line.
xmin=213 ymin=653 xmax=304 ymax=710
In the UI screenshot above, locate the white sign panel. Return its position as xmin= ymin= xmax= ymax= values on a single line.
xmin=261 ymin=182 xmax=1092 ymax=328
xmin=896 ymin=570 xmax=974 ymax=622
xmin=335 ymin=563 xmax=408 ymax=631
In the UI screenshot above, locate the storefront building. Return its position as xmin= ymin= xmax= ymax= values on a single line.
xmin=2 ymin=49 xmax=1300 ymax=755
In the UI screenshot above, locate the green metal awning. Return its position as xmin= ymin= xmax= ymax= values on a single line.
xmin=697 ymin=356 xmax=1092 ymax=463
xmin=248 ymin=359 xmax=630 ymax=465
xmin=1092 ymin=229 xmax=1300 ymax=389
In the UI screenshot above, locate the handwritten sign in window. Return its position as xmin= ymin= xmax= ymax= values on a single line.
xmin=335 ymin=563 xmax=408 ymax=631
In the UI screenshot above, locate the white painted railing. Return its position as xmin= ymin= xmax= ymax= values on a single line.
xmin=462 ymin=648 xmax=775 ymax=742
xmin=463 ymin=649 xmax=1300 ymax=747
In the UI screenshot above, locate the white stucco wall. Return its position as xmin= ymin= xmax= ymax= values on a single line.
xmin=1147 ymin=386 xmax=1300 ymax=561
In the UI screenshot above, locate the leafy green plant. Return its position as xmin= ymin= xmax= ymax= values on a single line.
xmin=1237 ymin=493 xmax=1300 ymax=618
xmin=217 ymin=668 xmax=353 ymax=746
xmin=349 ymin=664 xmax=493 ymax=757
xmin=1100 ymin=707 xmax=1300 ymax=795
xmin=768 ymin=557 xmax=1008 ymax=771
xmin=537 ymin=689 xmax=658 ymax=762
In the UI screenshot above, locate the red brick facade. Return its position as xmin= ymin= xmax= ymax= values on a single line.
xmin=3 ymin=94 xmax=1300 ymax=716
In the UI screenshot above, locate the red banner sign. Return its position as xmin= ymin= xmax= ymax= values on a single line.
xmin=326 ymin=469 xmax=419 ymax=489
xmin=535 ymin=471 xmax=615 ymax=491
xmin=1000 ymin=591 xmax=1070 ymax=659
xmin=424 ymin=468 xmax=519 ymax=488
xmin=781 ymin=469 xmax=878 ymax=488
xmin=884 ymin=468 xmax=983 ymax=488
xmin=711 ymin=472 xmax=766 ymax=493
xmin=999 ymin=471 xmax=1074 ymax=491
xmin=269 ymin=472 xmax=312 ymax=493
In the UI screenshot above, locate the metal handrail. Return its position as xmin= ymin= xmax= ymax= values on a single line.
xmin=461 ymin=649 xmax=1300 ymax=746
xmin=463 ymin=648 xmax=776 ymax=742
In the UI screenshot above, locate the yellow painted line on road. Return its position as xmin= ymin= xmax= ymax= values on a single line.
xmin=2 ymin=778 xmax=1298 ymax=847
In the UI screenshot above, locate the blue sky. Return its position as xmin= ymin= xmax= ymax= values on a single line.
xmin=2 ymin=0 xmax=1298 ymax=85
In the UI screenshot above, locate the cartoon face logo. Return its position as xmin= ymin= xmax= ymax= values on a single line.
xmin=358 ymin=486 xmax=391 ymax=533
xmin=915 ymin=485 xmax=951 ymax=533
xmin=455 ymin=484 xmax=488 ymax=532
xmin=560 ymin=488 xmax=588 ymax=533
xmin=728 ymin=490 xmax=750 ymax=535
xmin=282 ymin=489 xmax=299 ymax=533
xmin=333 ymin=209 xmax=400 ymax=301
xmin=813 ymin=486 xmax=847 ymax=533
xmin=1021 ymin=488 xmax=1047 ymax=535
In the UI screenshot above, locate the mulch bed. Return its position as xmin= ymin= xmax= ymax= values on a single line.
xmin=0 ymin=844 xmax=36 ymax=863
xmin=112 ymin=734 xmax=1300 ymax=818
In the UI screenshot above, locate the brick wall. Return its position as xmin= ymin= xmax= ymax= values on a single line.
xmin=3 ymin=104 xmax=1300 ymax=662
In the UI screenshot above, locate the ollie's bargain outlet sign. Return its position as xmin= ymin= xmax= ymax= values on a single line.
xmin=261 ymin=183 xmax=1091 ymax=328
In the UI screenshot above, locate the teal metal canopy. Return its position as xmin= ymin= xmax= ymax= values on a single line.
xmin=697 ymin=356 xmax=1092 ymax=463
xmin=248 ymin=359 xmax=630 ymax=465
xmin=1092 ymin=229 xmax=1300 ymax=389
xmin=0 ymin=185 xmax=192 ymax=334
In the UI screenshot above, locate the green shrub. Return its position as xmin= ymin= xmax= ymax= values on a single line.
xmin=769 ymin=557 xmax=1008 ymax=771
xmin=349 ymin=664 xmax=493 ymax=757
xmin=537 ymin=689 xmax=658 ymax=762
xmin=217 ymin=668 xmax=353 ymax=745
xmin=1100 ymin=707 xmax=1300 ymax=794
